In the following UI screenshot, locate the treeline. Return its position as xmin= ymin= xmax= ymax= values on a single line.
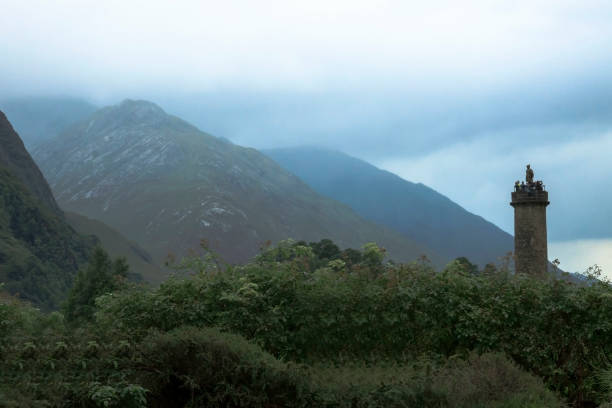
xmin=1 ymin=239 xmax=611 ymax=407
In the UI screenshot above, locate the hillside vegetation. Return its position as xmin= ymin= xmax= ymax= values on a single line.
xmin=1 ymin=240 xmax=610 ymax=407
xmin=0 ymin=110 xmax=62 ymax=215
xmin=0 ymin=167 xmax=95 ymax=309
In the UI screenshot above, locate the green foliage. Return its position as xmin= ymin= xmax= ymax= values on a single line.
xmin=0 ymin=300 xmax=561 ymax=408
xmin=309 ymin=353 xmax=562 ymax=408
xmin=2 ymin=240 xmax=609 ymax=407
xmin=0 ymin=295 xmax=147 ymax=407
xmin=254 ymin=238 xmax=378 ymax=272
xmin=309 ymin=238 xmax=341 ymax=261
xmin=94 ymin=243 xmax=611 ymax=406
xmin=431 ymin=352 xmax=564 ymax=408
xmin=0 ymin=167 xmax=94 ymax=309
xmin=133 ymin=326 xmax=314 ymax=408
xmin=361 ymin=242 xmax=386 ymax=268
xmin=63 ymin=247 xmax=129 ymax=323
xmin=598 ymin=367 xmax=612 ymax=406
xmin=446 ymin=256 xmax=479 ymax=275
xmin=88 ymin=382 xmax=148 ymax=408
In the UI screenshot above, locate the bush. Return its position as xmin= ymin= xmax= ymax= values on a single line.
xmin=307 ymin=353 xmax=562 ymax=408
xmin=132 ymin=326 xmax=315 ymax=408
xmin=94 ymin=256 xmax=611 ymax=406
xmin=432 ymin=353 xmax=564 ymax=408
xmin=3 ymin=241 xmax=609 ymax=407
xmin=308 ymin=358 xmax=446 ymax=408
xmin=0 ymin=300 xmax=567 ymax=408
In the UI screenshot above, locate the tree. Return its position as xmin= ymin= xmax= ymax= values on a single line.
xmin=309 ymin=239 xmax=341 ymax=260
xmin=453 ymin=257 xmax=479 ymax=275
xmin=362 ymin=242 xmax=386 ymax=268
xmin=63 ymin=247 xmax=129 ymax=323
xmin=341 ymin=248 xmax=363 ymax=266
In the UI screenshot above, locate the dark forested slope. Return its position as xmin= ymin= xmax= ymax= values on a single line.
xmin=0 ymin=111 xmax=95 ymax=308
xmin=0 ymin=111 xmax=62 ymax=215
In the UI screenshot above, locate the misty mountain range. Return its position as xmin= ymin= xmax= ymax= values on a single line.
xmin=264 ymin=147 xmax=513 ymax=267
xmin=0 ymin=97 xmax=523 ymax=305
xmin=31 ymin=99 xmax=434 ymax=267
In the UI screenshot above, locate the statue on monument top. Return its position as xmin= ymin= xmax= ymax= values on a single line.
xmin=526 ymin=164 xmax=534 ymax=184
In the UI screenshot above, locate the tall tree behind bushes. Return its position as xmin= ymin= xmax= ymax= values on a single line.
xmin=63 ymin=247 xmax=129 ymax=323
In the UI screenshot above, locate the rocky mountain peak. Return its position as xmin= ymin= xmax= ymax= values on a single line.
xmin=97 ymin=99 xmax=169 ymax=128
xmin=35 ymin=104 xmax=435 ymax=266
xmin=74 ymin=99 xmax=195 ymax=137
xmin=118 ymin=99 xmax=165 ymax=117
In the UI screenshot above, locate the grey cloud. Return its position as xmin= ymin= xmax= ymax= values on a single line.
xmin=2 ymin=0 xmax=612 ymax=244
xmin=152 ymin=68 xmax=612 ymax=160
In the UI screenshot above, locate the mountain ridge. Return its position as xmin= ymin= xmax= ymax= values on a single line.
xmin=34 ymin=100 xmax=439 ymax=267
xmin=264 ymin=146 xmax=514 ymax=267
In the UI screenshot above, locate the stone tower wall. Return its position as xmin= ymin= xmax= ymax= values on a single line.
xmin=511 ymin=190 xmax=549 ymax=277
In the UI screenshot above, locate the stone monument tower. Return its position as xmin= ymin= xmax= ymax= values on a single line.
xmin=510 ymin=165 xmax=549 ymax=277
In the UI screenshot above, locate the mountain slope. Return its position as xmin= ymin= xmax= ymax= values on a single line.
xmin=0 ymin=97 xmax=97 ymax=148
xmin=0 ymin=111 xmax=95 ymax=309
xmin=34 ymin=100 xmax=437 ymax=266
xmin=0 ymin=111 xmax=62 ymax=215
xmin=264 ymin=147 xmax=513 ymax=267
xmin=65 ymin=212 xmax=165 ymax=284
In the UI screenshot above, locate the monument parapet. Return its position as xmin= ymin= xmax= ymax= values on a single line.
xmin=511 ymin=190 xmax=549 ymax=206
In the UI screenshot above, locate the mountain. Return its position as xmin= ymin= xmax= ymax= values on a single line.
xmin=65 ymin=212 xmax=165 ymax=284
xmin=264 ymin=147 xmax=514 ymax=267
xmin=0 ymin=97 xmax=97 ymax=148
xmin=34 ymin=100 xmax=437 ymax=266
xmin=0 ymin=111 xmax=62 ymax=215
xmin=0 ymin=111 xmax=95 ymax=309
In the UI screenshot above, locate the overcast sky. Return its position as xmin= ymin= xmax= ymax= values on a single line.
xmin=2 ymin=0 xmax=612 ymax=275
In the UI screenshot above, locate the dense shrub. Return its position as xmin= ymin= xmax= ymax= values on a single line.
xmin=94 ymin=254 xmax=611 ymax=406
xmin=0 ymin=304 xmax=563 ymax=408
xmin=2 ymin=241 xmax=609 ymax=407
xmin=132 ymin=326 xmax=314 ymax=408
xmin=309 ymin=353 xmax=563 ymax=408
xmin=431 ymin=352 xmax=564 ymax=408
